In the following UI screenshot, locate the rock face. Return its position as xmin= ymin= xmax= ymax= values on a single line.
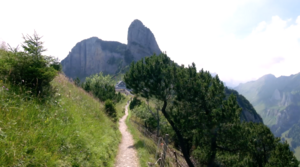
xmin=61 ymin=37 xmax=127 ymax=79
xmin=125 ymin=20 xmax=161 ymax=63
xmin=61 ymin=20 xmax=161 ymax=80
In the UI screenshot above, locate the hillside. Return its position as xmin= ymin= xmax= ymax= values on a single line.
xmin=0 ymin=74 xmax=128 ymax=166
xmin=235 ymin=73 xmax=300 ymax=158
xmin=225 ymin=87 xmax=263 ymax=123
xmin=235 ymin=73 xmax=300 ymax=127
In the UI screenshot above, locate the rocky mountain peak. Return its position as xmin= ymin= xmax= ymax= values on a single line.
xmin=259 ymin=74 xmax=276 ymax=81
xmin=127 ymin=19 xmax=161 ymax=60
xmin=61 ymin=20 xmax=162 ymax=79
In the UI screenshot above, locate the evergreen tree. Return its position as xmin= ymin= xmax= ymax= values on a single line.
xmin=266 ymin=141 xmax=299 ymax=167
xmin=124 ymin=53 xmax=299 ymax=167
xmin=124 ymin=54 xmax=242 ymax=166
xmin=0 ymin=32 xmax=57 ymax=97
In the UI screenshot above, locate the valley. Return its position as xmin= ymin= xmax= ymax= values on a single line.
xmin=235 ymin=73 xmax=300 ymax=159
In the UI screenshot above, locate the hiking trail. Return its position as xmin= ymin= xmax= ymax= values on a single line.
xmin=115 ymin=102 xmax=140 ymax=167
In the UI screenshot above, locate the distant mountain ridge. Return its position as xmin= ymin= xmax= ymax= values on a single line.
xmin=235 ymin=72 xmax=300 ymax=157
xmin=235 ymin=73 xmax=300 ymax=125
xmin=61 ymin=19 xmax=161 ymax=79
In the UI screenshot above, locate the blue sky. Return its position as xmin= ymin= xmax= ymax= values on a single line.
xmin=0 ymin=0 xmax=300 ymax=87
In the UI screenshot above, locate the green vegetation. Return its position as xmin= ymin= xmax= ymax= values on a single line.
xmin=0 ymin=32 xmax=58 ymax=97
xmin=105 ymin=99 xmax=117 ymax=121
xmin=0 ymin=33 xmax=123 ymax=166
xmin=124 ymin=53 xmax=299 ymax=167
xmin=82 ymin=72 xmax=123 ymax=102
xmin=0 ymin=74 xmax=121 ymax=166
xmin=225 ymin=88 xmax=263 ymax=122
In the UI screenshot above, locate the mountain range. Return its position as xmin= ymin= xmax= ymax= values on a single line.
xmin=235 ymin=73 xmax=300 ymax=157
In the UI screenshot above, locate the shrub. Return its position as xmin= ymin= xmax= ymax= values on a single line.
xmin=129 ymin=96 xmax=141 ymax=110
xmin=105 ymin=99 xmax=117 ymax=120
xmin=82 ymin=72 xmax=123 ymax=102
xmin=0 ymin=32 xmax=58 ymax=97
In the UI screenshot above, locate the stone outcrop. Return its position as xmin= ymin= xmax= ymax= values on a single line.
xmin=125 ymin=19 xmax=161 ymax=63
xmin=61 ymin=19 xmax=161 ymax=80
xmin=61 ymin=37 xmax=127 ymax=79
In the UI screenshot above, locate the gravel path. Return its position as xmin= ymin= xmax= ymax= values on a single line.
xmin=115 ymin=102 xmax=140 ymax=167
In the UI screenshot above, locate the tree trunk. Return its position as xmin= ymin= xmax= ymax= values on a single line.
xmin=160 ymin=101 xmax=194 ymax=167
xmin=208 ymin=132 xmax=217 ymax=167
xmin=157 ymin=108 xmax=160 ymax=138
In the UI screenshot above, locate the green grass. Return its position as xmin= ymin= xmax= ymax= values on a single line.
xmin=126 ymin=108 xmax=158 ymax=167
xmin=0 ymin=74 xmax=122 ymax=166
xmin=115 ymin=94 xmax=130 ymax=120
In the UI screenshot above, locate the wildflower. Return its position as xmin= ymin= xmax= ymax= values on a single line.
xmin=2 ymin=86 xmax=4 ymax=88
xmin=22 ymin=80 xmax=24 ymax=82
xmin=6 ymin=88 xmax=9 ymax=91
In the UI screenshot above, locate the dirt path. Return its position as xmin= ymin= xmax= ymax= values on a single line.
xmin=115 ymin=102 xmax=140 ymax=167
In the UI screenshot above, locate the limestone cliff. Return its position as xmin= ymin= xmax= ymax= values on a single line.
xmin=61 ymin=37 xmax=126 ymax=79
xmin=61 ymin=19 xmax=161 ymax=80
xmin=125 ymin=19 xmax=161 ymax=63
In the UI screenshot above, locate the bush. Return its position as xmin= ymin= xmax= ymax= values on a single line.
xmin=82 ymin=72 xmax=123 ymax=102
xmin=129 ymin=96 xmax=141 ymax=110
xmin=105 ymin=99 xmax=117 ymax=120
xmin=0 ymin=32 xmax=58 ymax=97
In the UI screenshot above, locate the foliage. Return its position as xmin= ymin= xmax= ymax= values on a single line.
xmin=74 ymin=77 xmax=81 ymax=87
xmin=105 ymin=99 xmax=117 ymax=121
xmin=82 ymin=72 xmax=122 ymax=102
xmin=0 ymin=74 xmax=121 ymax=166
xmin=130 ymin=96 xmax=142 ymax=110
xmin=124 ymin=53 xmax=299 ymax=167
xmin=0 ymin=32 xmax=58 ymax=97
xmin=266 ymin=141 xmax=299 ymax=167
xmin=225 ymin=88 xmax=263 ymax=122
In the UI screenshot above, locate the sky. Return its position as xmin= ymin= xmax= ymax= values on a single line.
xmin=1 ymin=0 xmax=300 ymax=87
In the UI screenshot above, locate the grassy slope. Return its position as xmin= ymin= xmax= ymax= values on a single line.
xmin=0 ymin=74 xmax=122 ymax=166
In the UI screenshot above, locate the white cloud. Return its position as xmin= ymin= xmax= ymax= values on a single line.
xmin=187 ymin=15 xmax=300 ymax=86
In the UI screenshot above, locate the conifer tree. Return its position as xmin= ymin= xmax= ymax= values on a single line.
xmin=124 ymin=53 xmax=299 ymax=167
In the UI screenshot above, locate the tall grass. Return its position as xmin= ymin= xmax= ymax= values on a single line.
xmin=0 ymin=74 xmax=122 ymax=166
